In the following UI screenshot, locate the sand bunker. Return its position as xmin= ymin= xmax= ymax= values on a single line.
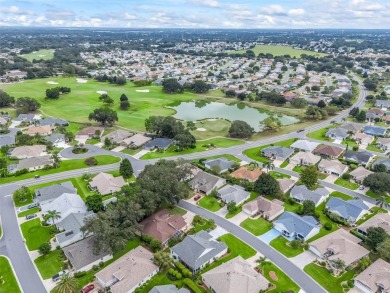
xmin=208 ymin=118 xmax=217 ymax=121
xmin=96 ymin=91 xmax=107 ymax=95
xmin=76 ymin=78 xmax=88 ymax=83
xmin=136 ymin=89 xmax=150 ymax=93
xmin=47 ymin=81 xmax=59 ymax=85
xmin=196 ymin=128 xmax=207 ymax=131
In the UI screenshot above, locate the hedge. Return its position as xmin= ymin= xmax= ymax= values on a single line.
xmin=183 ymin=278 xmax=202 ymax=293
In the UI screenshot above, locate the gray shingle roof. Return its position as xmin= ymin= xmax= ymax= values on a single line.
xmin=35 ymin=181 xmax=76 ymax=203
xmin=171 ymin=231 xmax=227 ymax=271
xmin=326 ymin=197 xmax=369 ymax=223
xmin=56 ymin=211 xmax=94 ymax=245
xmin=261 ymin=146 xmax=294 ymax=159
xmin=189 ymin=171 xmax=225 ymax=194
xmin=344 ymin=150 xmax=373 ymax=164
xmin=38 ymin=118 xmax=68 ymax=126
xmin=144 ymin=138 xmax=174 ymax=150
xmin=149 ymin=285 xmax=189 ymax=293
xmin=363 ymin=126 xmax=387 ymax=136
xmin=290 ymin=185 xmax=329 ymax=206
xmin=326 ymin=127 xmax=349 ymax=139
xmin=217 ymin=185 xmax=249 ymax=204
xmin=274 ymin=212 xmax=319 ymax=238
xmin=204 ymin=158 xmax=234 ymax=172
xmin=44 ymin=133 xmax=65 ymax=144
xmin=372 ymin=158 xmax=390 ymax=171
xmin=0 ymin=135 xmax=15 ymax=147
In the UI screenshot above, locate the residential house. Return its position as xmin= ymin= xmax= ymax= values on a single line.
xmin=8 ymin=145 xmax=46 ymax=159
xmin=75 ymin=126 xmax=104 ymax=141
xmin=63 ymin=236 xmax=112 ymax=271
xmin=352 ymin=132 xmax=375 ymax=146
xmin=14 ymin=113 xmax=39 ymax=124
xmin=89 ymin=172 xmax=126 ymax=195
xmin=144 ymin=138 xmax=174 ymax=151
xmin=290 ymin=140 xmax=320 ymax=152
xmin=217 ymin=184 xmax=250 ymax=205
xmin=278 ymin=178 xmax=296 ymax=194
xmin=349 ymin=167 xmax=373 ymax=184
xmin=43 ymin=133 xmax=66 ymax=147
xmin=25 ymin=125 xmax=54 ymax=136
xmin=96 ymin=246 xmax=158 ymax=293
xmin=357 ymin=213 xmax=390 ymax=236
xmin=340 ymin=123 xmax=364 ymax=134
xmin=344 ymin=150 xmax=374 ymax=166
xmin=273 ymin=212 xmax=321 ymax=241
xmin=101 ymin=129 xmax=133 ymax=144
xmin=309 ymin=229 xmax=369 ymax=268
xmin=37 ymin=118 xmax=68 ymax=127
xmin=7 ymin=155 xmax=54 ymax=173
xmin=170 ymin=231 xmax=228 ymax=272
xmin=318 ymin=159 xmax=348 ymax=177
xmin=0 ymin=134 xmax=15 ymax=147
xmin=261 ymin=146 xmax=294 ymax=161
xmin=363 ymin=125 xmax=387 ymax=137
xmin=375 ymin=99 xmax=390 ymax=109
xmin=150 ymin=285 xmax=189 ymax=293
xmin=140 ymin=209 xmax=187 ymax=246
xmin=41 ymin=193 xmax=88 ymax=224
xmin=35 ymin=181 xmax=76 ymax=205
xmin=366 ymin=109 xmax=385 ymax=120
xmin=230 ymin=167 xmax=262 ymax=182
xmin=354 ymin=259 xmax=390 ymax=293
xmin=202 ymin=256 xmax=270 ymax=293
xmin=289 ymin=151 xmax=321 ymax=166
xmin=242 ymin=197 xmax=284 ymax=220
xmin=290 ymin=185 xmax=329 ymax=207
xmin=189 ymin=171 xmax=226 ymax=195
xmin=121 ymin=133 xmax=152 ymax=148
xmin=325 ymin=197 xmax=369 ymax=225
xmin=204 ymin=158 xmax=234 ymax=174
xmin=376 ymin=137 xmax=390 ymax=151
xmin=313 ymin=144 xmax=345 ymax=159
xmin=326 ymin=127 xmax=349 ymax=141
xmin=372 ymin=158 xmax=390 ymax=172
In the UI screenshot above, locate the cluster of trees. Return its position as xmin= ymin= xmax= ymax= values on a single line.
xmin=89 ymin=107 xmax=118 ymax=126
xmin=254 ymin=173 xmax=282 ymax=198
xmin=98 ymin=94 xmax=114 ymax=105
xmin=0 ymin=90 xmax=15 ymax=107
xmin=162 ymin=78 xmax=183 ymax=94
xmin=228 ymin=120 xmax=254 ymax=139
xmin=81 ymin=160 xmax=192 ymax=254
xmin=365 ymin=226 xmax=390 ymax=263
xmin=145 ymin=116 xmax=196 ymax=150
xmin=363 ymin=173 xmax=390 ymax=194
xmin=363 ymin=78 xmax=378 ymax=91
xmin=119 ymin=94 xmax=130 ymax=110
xmin=0 ymin=91 xmax=41 ymax=114
xmin=133 ymin=80 xmax=152 ymax=87
xmin=349 ymin=107 xmax=367 ymax=122
xmin=260 ymin=116 xmax=282 ymax=132
xmin=258 ymin=91 xmax=287 ymax=105
xmin=94 ymin=74 xmax=127 ymax=85
xmin=45 ymin=87 xmax=71 ymax=99
xmin=305 ymin=106 xmax=329 ymax=120
xmin=184 ymin=80 xmax=210 ymax=94
xmin=329 ymin=93 xmax=353 ymax=108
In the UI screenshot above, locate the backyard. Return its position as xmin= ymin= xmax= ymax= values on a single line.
xmin=0 ymin=256 xmax=21 ymax=293
xmin=240 ymin=217 xmax=272 ymax=236
xmin=20 ymin=218 xmax=55 ymax=251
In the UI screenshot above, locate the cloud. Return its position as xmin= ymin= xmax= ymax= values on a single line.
xmin=189 ymin=0 xmax=219 ymax=8
xmin=288 ymin=9 xmax=305 ymax=16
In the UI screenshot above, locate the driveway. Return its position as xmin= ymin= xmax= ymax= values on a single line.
xmin=323 ymin=174 xmax=338 ymax=183
xmin=258 ymin=228 xmax=281 ymax=244
xmin=227 ymin=211 xmax=248 ymax=225
xmin=215 ymin=206 xmax=228 ymax=217
xmin=209 ymin=226 xmax=228 ymax=240
xmin=290 ymin=251 xmax=317 ymax=269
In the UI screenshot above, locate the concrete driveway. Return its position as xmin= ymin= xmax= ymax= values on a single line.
xmin=323 ymin=174 xmax=338 ymax=183
xmin=290 ymin=251 xmax=317 ymax=269
xmin=227 ymin=211 xmax=248 ymax=225
xmin=209 ymin=226 xmax=228 ymax=240
xmin=215 ymin=206 xmax=228 ymax=217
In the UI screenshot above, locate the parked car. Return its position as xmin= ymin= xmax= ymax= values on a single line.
xmin=25 ymin=214 xmax=37 ymax=220
xmin=297 ymin=129 xmax=305 ymax=133
xmin=194 ymin=195 xmax=201 ymax=201
xmin=52 ymin=270 xmax=69 ymax=282
xmin=35 ymin=175 xmax=40 ymax=179
xmin=359 ymin=185 xmax=365 ymax=190
xmin=80 ymin=284 xmax=95 ymax=293
xmin=27 ymin=203 xmax=40 ymax=209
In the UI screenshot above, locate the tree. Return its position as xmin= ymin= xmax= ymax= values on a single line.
xmin=264 ymin=161 xmax=275 ymax=172
xmin=302 ymin=200 xmax=315 ymax=215
xmin=116 ymin=76 xmax=127 ymax=85
xmin=349 ymin=107 xmax=359 ymax=117
xmin=260 ymin=116 xmax=282 ymax=132
xmin=99 ymin=94 xmax=114 ymax=105
xmin=162 ymin=78 xmax=183 ymax=94
xmin=38 ymin=242 xmax=51 ymax=256
xmin=53 ymin=274 xmax=78 ymax=293
xmin=254 ymin=173 xmax=281 ymax=197
xmin=332 ymin=259 xmax=346 ymax=272
xmin=85 ymin=194 xmax=104 ymax=212
xmin=373 ymin=163 xmax=387 ymax=173
xmin=378 ymin=238 xmax=390 ymax=262
xmin=300 ymin=165 xmax=319 ymax=189
xmin=145 ymin=116 xmax=184 ymax=138
xmin=46 ymin=88 xmax=60 ymax=99
xmin=356 ymin=257 xmax=371 ymax=272
xmin=120 ymin=100 xmax=130 ymax=110
xmin=0 ymin=157 xmax=7 ymax=177
xmin=174 ymin=130 xmax=196 ymax=150
xmin=376 ymin=196 xmax=390 ymax=209
xmin=228 ymin=120 xmax=254 ymax=138
xmin=366 ymin=227 xmax=388 ymax=250
xmin=255 ymin=256 xmax=270 ymax=273
xmin=290 ymin=98 xmax=307 ymax=109
xmin=52 ymin=152 xmax=61 ymax=168
xmin=363 ymin=173 xmax=390 ymax=194
xmin=44 ymin=210 xmax=61 ymax=225
xmin=15 ymin=97 xmax=41 ymax=113
xmin=0 ymin=90 xmax=15 ymax=107
xmin=186 ymin=121 xmax=197 ymax=131
xmin=153 ymin=251 xmax=172 ymax=270
xmin=227 ymin=201 xmax=238 ymax=213
xmin=119 ymin=158 xmax=133 ymax=179
xmin=13 ymin=186 xmax=32 ymax=204
xmin=120 ymin=94 xmax=128 ymax=101
xmin=317 ymin=100 xmax=326 ymax=108
xmin=356 ymin=110 xmax=367 ymax=122
xmin=89 ymin=107 xmax=118 ymax=126
xmin=190 ymin=80 xmax=210 ymax=94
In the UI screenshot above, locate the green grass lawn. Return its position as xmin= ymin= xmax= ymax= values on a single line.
xmin=18 ymin=207 xmax=40 ymax=218
xmin=334 ymin=177 xmax=359 ymax=190
xmin=225 ymin=192 xmax=259 ymax=219
xmin=20 ymin=49 xmax=55 ymax=62
xmin=306 ymin=127 xmax=336 ymax=141
xmin=229 ymin=45 xmax=326 ymax=58
xmin=356 ymin=207 xmax=388 ymax=226
xmin=341 ymin=138 xmax=359 ymax=149
xmin=120 ymin=148 xmax=141 ymax=156
xmin=85 ymin=138 xmax=100 ymax=144
xmin=198 ymin=195 xmax=222 ymax=212
xmin=135 ymin=273 xmax=187 ymax=293
xmin=13 ymin=193 xmax=34 ymax=207
xmin=269 ymin=171 xmax=291 ymax=179
xmin=366 ymin=143 xmax=384 ymax=153
xmin=0 ymin=256 xmax=21 ymax=293
xmin=263 ymin=263 xmax=300 ymax=293
xmin=34 ymin=249 xmax=64 ymax=279
xmin=168 ymin=206 xmax=187 ymax=216
xmin=304 ymin=263 xmax=356 ymax=293
xmin=141 ymin=137 xmax=244 ymax=159
xmin=191 ymin=119 xmax=231 ymax=140
xmin=269 ymin=236 xmax=304 ymax=258
xmin=196 ymin=153 xmax=241 ymax=163
xmin=20 ymin=218 xmax=54 ymax=251
xmin=330 ymin=191 xmax=353 ymax=200
xmin=292 ymin=165 xmax=304 ymax=173
xmin=240 ymin=217 xmax=272 ymax=236
xmin=1 ymin=155 xmax=120 ymax=184
xmin=279 ymin=160 xmax=289 ymax=168
xmin=307 ymin=200 xmax=340 ymax=242
xmin=192 ymin=218 xmax=214 ymax=233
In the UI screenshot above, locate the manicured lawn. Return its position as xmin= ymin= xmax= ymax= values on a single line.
xmin=198 ymin=195 xmax=222 ymax=212
xmin=0 ymin=256 xmax=21 ymax=293
xmin=304 ymin=263 xmax=356 ymax=293
xmin=292 ymin=165 xmax=304 ymax=173
xmin=240 ymin=217 xmax=272 ymax=236
xmin=279 ymin=160 xmax=289 ymax=168
xmin=192 ymin=218 xmax=214 ymax=233
xmin=120 ymin=148 xmax=140 ymax=156
xmin=356 ymin=207 xmax=388 ymax=225
xmin=307 ymin=200 xmax=339 ymax=242
xmin=34 ymin=249 xmax=64 ymax=279
xmin=136 ymin=273 xmax=186 ymax=293
xmin=141 ymin=138 xmax=244 ymax=159
xmin=269 ymin=236 xmax=304 ymax=258
xmin=263 ymin=262 xmax=300 ymax=293
xmin=168 ymin=206 xmax=187 ymax=216
xmin=269 ymin=171 xmax=291 ymax=179
xmin=191 ymin=118 xmax=231 ymax=140
xmin=18 ymin=207 xmax=40 ymax=218
xmin=85 ymin=138 xmax=100 ymax=144
xmin=219 ymin=233 xmax=256 ymax=259
xmin=366 ymin=143 xmax=384 ymax=153
xmin=13 ymin=193 xmax=34 ymax=207
xmin=1 ymin=155 xmax=120 ymax=184
xmin=20 ymin=49 xmax=55 ymax=62
xmin=306 ymin=126 xmax=336 ymax=141
xmin=229 ymin=45 xmax=326 ymax=58
xmin=330 ymin=191 xmax=353 ymax=200
xmin=20 ymin=218 xmax=54 ymax=251
xmin=341 ymin=138 xmax=359 ymax=149
xmin=334 ymin=177 xmax=359 ymax=190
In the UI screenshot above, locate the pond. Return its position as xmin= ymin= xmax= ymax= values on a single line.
xmin=168 ymin=101 xmax=299 ymax=131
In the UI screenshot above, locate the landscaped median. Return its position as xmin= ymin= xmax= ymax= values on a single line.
xmin=0 ymin=256 xmax=22 ymax=293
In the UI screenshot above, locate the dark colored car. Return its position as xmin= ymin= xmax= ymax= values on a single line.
xmin=194 ymin=195 xmax=201 ymax=201
xmin=27 ymin=202 xmax=40 ymax=209
xmin=35 ymin=175 xmax=40 ymax=179
xmin=297 ymin=129 xmax=305 ymax=133
xmin=25 ymin=214 xmax=37 ymax=220
xmin=80 ymin=284 xmax=95 ymax=293
xmin=52 ymin=270 xmax=69 ymax=282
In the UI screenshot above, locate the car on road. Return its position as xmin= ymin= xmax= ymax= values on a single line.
xmin=80 ymin=284 xmax=95 ymax=293
xmin=35 ymin=175 xmax=40 ymax=179
xmin=27 ymin=203 xmax=40 ymax=209
xmin=297 ymin=129 xmax=305 ymax=133
xmin=25 ymin=214 xmax=37 ymax=220
xmin=52 ymin=270 xmax=69 ymax=282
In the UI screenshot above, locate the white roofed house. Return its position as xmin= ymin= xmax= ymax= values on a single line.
xmin=89 ymin=172 xmax=127 ymax=195
xmin=217 ymin=184 xmax=250 ymax=206
xmin=8 ymin=145 xmax=46 ymax=159
xmin=290 ymin=185 xmax=329 ymax=207
xmin=290 ymin=140 xmax=320 ymax=152
xmin=318 ymin=159 xmax=348 ymax=177
xmin=289 ymin=151 xmax=321 ymax=166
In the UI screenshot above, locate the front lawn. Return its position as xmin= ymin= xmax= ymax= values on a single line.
xmin=0 ymin=256 xmax=21 ymax=293
xmin=168 ymin=206 xmax=187 ymax=216
xmin=269 ymin=236 xmax=304 ymax=258
xmin=18 ymin=207 xmax=40 ymax=218
xmin=279 ymin=160 xmax=289 ymax=168
xmin=304 ymin=263 xmax=356 ymax=293
xmin=269 ymin=171 xmax=291 ymax=179
xmin=306 ymin=126 xmax=336 ymax=141
xmin=263 ymin=262 xmax=300 ymax=293
xmin=13 ymin=193 xmax=34 ymax=207
xmin=292 ymin=165 xmax=304 ymax=173
xmin=34 ymin=249 xmax=65 ymax=279
xmin=334 ymin=178 xmax=359 ymax=190
xmin=341 ymin=138 xmax=359 ymax=149
xmin=225 ymin=192 xmax=259 ymax=219
xmin=366 ymin=143 xmax=384 ymax=153
xmin=20 ymin=218 xmax=54 ymax=251
xmin=330 ymin=191 xmax=353 ymax=200
xmin=307 ymin=200 xmax=339 ymax=242
xmin=198 ymin=195 xmax=222 ymax=212
xmin=240 ymin=217 xmax=272 ymax=236
xmin=356 ymin=207 xmax=388 ymax=226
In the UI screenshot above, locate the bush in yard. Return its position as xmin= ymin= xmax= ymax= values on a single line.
xmin=342 ymin=173 xmax=351 ymax=180
xmin=227 ymin=201 xmax=238 ymax=213
xmin=93 ymin=265 xmax=99 ymax=271
xmin=176 ymin=273 xmax=182 ymax=280
xmin=349 ymin=164 xmax=357 ymax=170
xmin=290 ymin=239 xmax=301 ymax=249
xmin=150 ymin=239 xmax=162 ymax=251
xmin=13 ymin=186 xmax=32 ymax=204
xmin=141 ymin=234 xmax=153 ymax=244
xmin=347 ymin=280 xmax=354 ymax=288
xmin=324 ymin=222 xmax=332 ymax=230
xmin=74 ymin=271 xmax=86 ymax=278
xmin=168 ymin=268 xmax=174 ymax=274
xmin=38 ymin=242 xmax=51 ymax=256
xmin=183 ymin=278 xmax=202 ymax=293
xmin=99 ymin=261 xmax=104 ymax=268
xmin=85 ymin=157 xmax=98 ymax=166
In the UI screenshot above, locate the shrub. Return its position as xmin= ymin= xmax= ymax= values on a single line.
xmin=168 ymin=268 xmax=174 ymax=274
xmin=176 ymin=273 xmax=182 ymax=280
xmin=290 ymin=239 xmax=301 ymax=249
xmin=150 ymin=239 xmax=162 ymax=251
xmin=324 ymin=222 xmax=332 ymax=230
xmin=287 ymin=197 xmax=296 ymax=205
xmin=141 ymin=234 xmax=153 ymax=244
xmin=74 ymin=271 xmax=87 ymax=278
xmin=352 ymin=146 xmax=359 ymax=151
xmin=347 ymin=280 xmax=354 ymax=287
xmin=92 ymin=265 xmax=99 ymax=271
xmin=350 ymin=164 xmax=358 ymax=170
xmin=341 ymin=173 xmax=351 ymax=180
xmin=99 ymin=261 xmax=104 ymax=268
xmin=85 ymin=157 xmax=98 ymax=166
xmin=183 ymin=278 xmax=202 ymax=293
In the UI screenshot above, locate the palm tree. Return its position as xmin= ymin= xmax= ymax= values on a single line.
xmin=264 ymin=161 xmax=275 ymax=172
xmin=255 ymin=256 xmax=270 ymax=273
xmin=54 ymin=274 xmax=77 ymax=293
xmin=153 ymin=251 xmax=172 ymax=271
xmin=51 ymin=152 xmax=61 ymax=168
xmin=249 ymin=161 xmax=259 ymax=170
xmin=376 ymin=196 xmax=389 ymax=210
xmin=45 ymin=210 xmax=61 ymax=225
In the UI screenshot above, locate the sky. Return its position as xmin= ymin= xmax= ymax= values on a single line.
xmin=0 ymin=0 xmax=389 ymax=29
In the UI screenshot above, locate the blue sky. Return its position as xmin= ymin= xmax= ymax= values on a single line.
xmin=0 ymin=0 xmax=389 ymax=28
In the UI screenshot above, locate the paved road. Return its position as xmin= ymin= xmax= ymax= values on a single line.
xmin=178 ymin=200 xmax=327 ymax=293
